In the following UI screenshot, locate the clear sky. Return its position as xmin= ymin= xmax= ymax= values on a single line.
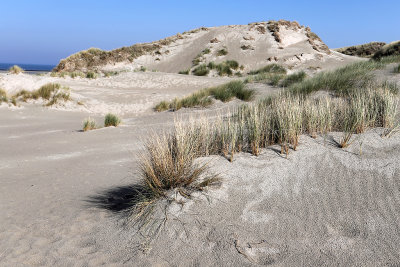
xmin=0 ymin=0 xmax=399 ymax=65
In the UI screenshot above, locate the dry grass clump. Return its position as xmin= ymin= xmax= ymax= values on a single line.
xmin=8 ymin=65 xmax=24 ymax=74
xmin=154 ymin=81 xmax=254 ymax=111
xmin=13 ymin=83 xmax=71 ymax=106
xmin=140 ymin=128 xmax=219 ymax=198
xmin=0 ymin=89 xmax=8 ymax=103
xmin=83 ymin=117 xmax=97 ymax=131
xmin=104 ymin=113 xmax=121 ymax=127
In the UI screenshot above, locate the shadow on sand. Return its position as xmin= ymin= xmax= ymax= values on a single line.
xmin=85 ymin=184 xmax=152 ymax=217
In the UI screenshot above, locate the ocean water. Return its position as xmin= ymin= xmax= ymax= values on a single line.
xmin=0 ymin=63 xmax=55 ymax=71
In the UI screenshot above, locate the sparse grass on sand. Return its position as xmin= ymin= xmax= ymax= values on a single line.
xmin=217 ymin=48 xmax=228 ymax=56
xmin=0 ymin=89 xmax=8 ymax=103
xmin=178 ymin=69 xmax=189 ymax=75
xmin=104 ymin=113 xmax=121 ymax=127
xmin=288 ymin=59 xmax=400 ymax=95
xmin=86 ymin=71 xmax=98 ymax=79
xmin=8 ymin=65 xmax=24 ymax=74
xmin=83 ymin=118 xmax=97 ymax=131
xmin=248 ymin=64 xmax=287 ymax=75
xmin=245 ymin=64 xmax=289 ymax=86
xmin=154 ymin=81 xmax=254 ymax=111
xmin=208 ymin=60 xmax=239 ymax=76
xmin=14 ymin=83 xmax=71 ymax=106
xmin=192 ymin=64 xmax=209 ymax=76
xmin=134 ymin=85 xmax=398 ymax=229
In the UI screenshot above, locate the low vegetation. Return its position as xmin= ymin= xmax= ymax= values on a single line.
xmin=372 ymin=41 xmax=400 ymax=60
xmin=14 ymin=83 xmax=71 ymax=106
xmin=335 ymin=42 xmax=386 ymax=58
xmin=137 ymin=85 xmax=398 ymax=225
xmin=178 ymin=69 xmax=189 ymax=75
xmin=280 ymin=71 xmax=306 ymax=87
xmin=245 ymin=64 xmax=288 ymax=86
xmin=192 ymin=64 xmax=209 ymax=76
xmin=0 ymin=89 xmax=7 ymax=103
xmin=104 ymin=113 xmax=121 ymax=127
xmin=8 ymin=65 xmax=24 ymax=74
xmin=216 ymin=48 xmax=228 ymax=56
xmin=248 ymin=64 xmax=287 ymax=75
xmin=192 ymin=48 xmax=211 ymax=66
xmin=155 ymin=81 xmax=254 ymax=111
xmin=288 ymin=60 xmax=399 ymax=95
xmin=86 ymin=71 xmax=98 ymax=79
xmin=83 ymin=118 xmax=97 ymax=131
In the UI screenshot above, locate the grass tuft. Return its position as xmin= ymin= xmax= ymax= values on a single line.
xmin=8 ymin=65 xmax=24 ymax=74
xmin=0 ymin=89 xmax=8 ymax=103
xmin=178 ymin=69 xmax=189 ymax=75
xmin=104 ymin=113 xmax=121 ymax=127
xmin=86 ymin=71 xmax=98 ymax=79
xmin=216 ymin=48 xmax=228 ymax=56
xmin=192 ymin=64 xmax=209 ymax=76
xmin=83 ymin=118 xmax=97 ymax=131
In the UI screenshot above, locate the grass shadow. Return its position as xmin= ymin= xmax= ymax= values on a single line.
xmin=86 ymin=184 xmax=152 ymax=217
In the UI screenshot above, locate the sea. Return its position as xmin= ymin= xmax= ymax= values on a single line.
xmin=0 ymin=63 xmax=55 ymax=72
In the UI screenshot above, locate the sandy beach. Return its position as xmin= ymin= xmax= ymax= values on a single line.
xmin=1 ymin=16 xmax=400 ymax=266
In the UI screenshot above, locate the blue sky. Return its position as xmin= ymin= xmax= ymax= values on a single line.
xmin=0 ymin=0 xmax=399 ymax=65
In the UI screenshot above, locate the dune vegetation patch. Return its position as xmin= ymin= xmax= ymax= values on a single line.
xmin=0 ymin=89 xmax=8 ymax=103
xmin=288 ymin=59 xmax=400 ymax=95
xmin=178 ymin=69 xmax=189 ymax=75
xmin=192 ymin=48 xmax=211 ymax=66
xmin=335 ymin=42 xmax=386 ymax=58
xmin=280 ymin=71 xmax=307 ymax=87
xmin=14 ymin=83 xmax=71 ymax=106
xmin=372 ymin=41 xmax=400 ymax=60
xmin=104 ymin=113 xmax=121 ymax=127
xmin=248 ymin=64 xmax=287 ymax=75
xmin=155 ymin=81 xmax=254 ymax=111
xmin=133 ymin=84 xmax=398 ymax=231
xmin=216 ymin=48 xmax=228 ymax=56
xmin=8 ymin=65 xmax=24 ymax=74
xmin=83 ymin=117 xmax=97 ymax=131
xmin=192 ymin=64 xmax=209 ymax=76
